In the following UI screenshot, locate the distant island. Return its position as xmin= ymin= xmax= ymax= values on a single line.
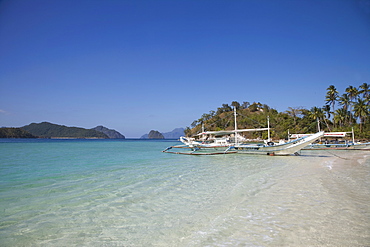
xmin=0 ymin=122 xmax=125 ymax=139
xmin=0 ymin=128 xmax=37 ymax=138
xmin=92 ymin=125 xmax=125 ymax=139
xmin=0 ymin=122 xmax=185 ymax=139
xmin=147 ymin=130 xmax=164 ymax=139
xmin=141 ymin=128 xmax=184 ymax=139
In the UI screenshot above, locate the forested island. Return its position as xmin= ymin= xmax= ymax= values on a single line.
xmin=141 ymin=128 xmax=185 ymax=139
xmin=0 ymin=128 xmax=37 ymax=138
xmin=185 ymin=83 xmax=370 ymax=140
xmin=0 ymin=122 xmax=125 ymax=139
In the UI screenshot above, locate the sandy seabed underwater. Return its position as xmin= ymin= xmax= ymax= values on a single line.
xmin=0 ymin=139 xmax=369 ymax=246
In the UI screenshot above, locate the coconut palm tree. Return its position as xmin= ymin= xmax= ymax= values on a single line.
xmin=359 ymin=82 xmax=369 ymax=105
xmin=345 ymin=86 xmax=360 ymax=124
xmin=338 ymin=93 xmax=351 ymax=125
xmin=346 ymin=85 xmax=359 ymax=100
xmin=309 ymin=107 xmax=324 ymax=131
xmin=322 ymin=105 xmax=332 ymax=131
xmin=353 ymin=98 xmax=369 ymax=132
xmin=346 ymin=85 xmax=360 ymax=105
xmin=334 ymin=108 xmax=348 ymax=128
xmin=338 ymin=94 xmax=350 ymax=111
xmin=325 ymin=85 xmax=338 ymax=113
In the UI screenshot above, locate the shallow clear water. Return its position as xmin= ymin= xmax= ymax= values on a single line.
xmin=0 ymin=139 xmax=369 ymax=246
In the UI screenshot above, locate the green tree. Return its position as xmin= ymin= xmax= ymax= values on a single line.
xmin=359 ymin=82 xmax=369 ymax=105
xmin=184 ymin=127 xmax=192 ymax=137
xmin=216 ymin=104 xmax=232 ymax=114
xmin=241 ymin=101 xmax=250 ymax=109
xmin=334 ymin=108 xmax=348 ymax=128
xmin=346 ymin=85 xmax=360 ymax=102
xmin=231 ymin=101 xmax=241 ymax=110
xmin=338 ymin=93 xmax=351 ymax=125
xmin=353 ymin=98 xmax=369 ymax=132
xmin=325 ymin=85 xmax=338 ymax=113
xmin=309 ymin=107 xmax=324 ymax=131
xmin=285 ymin=107 xmax=303 ymax=126
xmin=322 ymin=105 xmax=332 ymax=131
xmin=338 ymin=94 xmax=351 ymax=111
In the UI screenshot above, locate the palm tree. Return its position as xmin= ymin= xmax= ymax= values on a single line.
xmin=345 ymin=85 xmax=360 ymax=124
xmin=322 ymin=105 xmax=332 ymax=131
xmin=346 ymin=85 xmax=360 ymax=102
xmin=322 ymin=105 xmax=331 ymax=119
xmin=345 ymin=85 xmax=360 ymax=108
xmin=309 ymin=107 xmax=324 ymax=131
xmin=338 ymin=94 xmax=350 ymax=111
xmin=325 ymin=85 xmax=338 ymax=113
xmin=334 ymin=108 xmax=348 ymax=128
xmin=338 ymin=93 xmax=351 ymax=125
xmin=286 ymin=107 xmax=302 ymax=126
xmin=359 ymin=82 xmax=369 ymax=105
xmin=353 ymin=98 xmax=369 ymax=132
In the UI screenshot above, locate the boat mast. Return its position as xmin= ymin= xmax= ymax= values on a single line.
xmin=352 ymin=127 xmax=355 ymax=143
xmin=317 ymin=119 xmax=321 ymax=132
xmin=234 ymin=106 xmax=238 ymax=145
xmin=202 ymin=122 xmax=205 ymax=141
xmin=267 ymin=116 xmax=271 ymax=142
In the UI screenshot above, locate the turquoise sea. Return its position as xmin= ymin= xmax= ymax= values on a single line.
xmin=0 ymin=139 xmax=369 ymax=246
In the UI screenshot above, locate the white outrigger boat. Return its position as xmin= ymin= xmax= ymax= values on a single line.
xmin=163 ymin=108 xmax=324 ymax=155
xmin=291 ymin=130 xmax=370 ymax=150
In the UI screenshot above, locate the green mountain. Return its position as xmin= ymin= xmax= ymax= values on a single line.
xmin=141 ymin=128 xmax=184 ymax=139
xmin=0 ymin=128 xmax=37 ymax=138
xmin=147 ymin=130 xmax=164 ymax=139
xmin=22 ymin=122 xmax=109 ymax=138
xmin=92 ymin=126 xmax=125 ymax=139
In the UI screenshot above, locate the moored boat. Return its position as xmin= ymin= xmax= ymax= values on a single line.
xmin=290 ymin=130 xmax=370 ymax=150
xmin=163 ymin=107 xmax=324 ymax=155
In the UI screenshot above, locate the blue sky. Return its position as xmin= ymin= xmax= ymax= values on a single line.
xmin=1 ymin=0 xmax=369 ymax=137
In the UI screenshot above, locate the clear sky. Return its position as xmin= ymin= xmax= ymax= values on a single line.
xmin=1 ymin=0 xmax=369 ymax=137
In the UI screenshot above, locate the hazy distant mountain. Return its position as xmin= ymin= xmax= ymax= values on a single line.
xmin=140 ymin=133 xmax=149 ymax=139
xmin=92 ymin=126 xmax=125 ymax=139
xmin=22 ymin=122 xmax=108 ymax=138
xmin=141 ymin=128 xmax=184 ymax=139
xmin=162 ymin=128 xmax=184 ymax=139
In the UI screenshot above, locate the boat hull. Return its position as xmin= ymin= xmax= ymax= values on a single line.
xmin=233 ymin=131 xmax=325 ymax=155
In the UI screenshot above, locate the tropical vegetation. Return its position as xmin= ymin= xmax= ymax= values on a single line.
xmin=185 ymin=83 xmax=370 ymax=140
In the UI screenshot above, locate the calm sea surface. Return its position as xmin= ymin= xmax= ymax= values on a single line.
xmin=0 ymin=139 xmax=369 ymax=246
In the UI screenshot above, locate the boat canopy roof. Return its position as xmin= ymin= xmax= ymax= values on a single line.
xmin=197 ymin=128 xmax=269 ymax=136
